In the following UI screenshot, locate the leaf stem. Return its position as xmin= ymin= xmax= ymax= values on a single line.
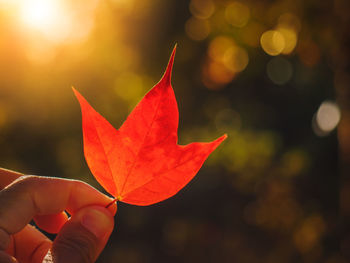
xmin=105 ymin=198 xmax=118 ymax=208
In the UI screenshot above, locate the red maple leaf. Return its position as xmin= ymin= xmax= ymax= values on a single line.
xmin=73 ymin=47 xmax=226 ymax=206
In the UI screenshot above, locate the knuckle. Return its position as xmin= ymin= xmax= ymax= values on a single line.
xmin=8 ymin=175 xmax=41 ymax=195
xmin=13 ymin=175 xmax=40 ymax=188
xmin=54 ymin=228 xmax=97 ymax=263
xmin=1 ymin=175 xmax=40 ymax=200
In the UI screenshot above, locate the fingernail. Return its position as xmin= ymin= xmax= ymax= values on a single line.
xmin=80 ymin=208 xmax=113 ymax=239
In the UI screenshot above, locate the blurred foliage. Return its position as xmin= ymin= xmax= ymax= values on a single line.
xmin=0 ymin=0 xmax=349 ymax=262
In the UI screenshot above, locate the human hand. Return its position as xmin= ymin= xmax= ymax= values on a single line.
xmin=0 ymin=169 xmax=117 ymax=263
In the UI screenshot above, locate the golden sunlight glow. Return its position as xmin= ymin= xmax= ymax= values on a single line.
xmin=0 ymin=0 xmax=17 ymax=11
xmin=20 ymin=0 xmax=58 ymax=27
xmin=25 ymin=38 xmax=57 ymax=64
xmin=111 ymin=0 xmax=135 ymax=12
xmin=19 ymin=0 xmax=67 ymax=37
xmin=10 ymin=0 xmax=99 ymax=45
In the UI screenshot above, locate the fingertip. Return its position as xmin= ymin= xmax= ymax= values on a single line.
xmin=6 ymin=225 xmax=51 ymax=263
xmin=66 ymin=180 xmax=117 ymax=214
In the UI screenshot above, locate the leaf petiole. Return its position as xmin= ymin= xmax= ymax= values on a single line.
xmin=105 ymin=198 xmax=118 ymax=208
xmin=105 ymin=195 xmax=123 ymax=208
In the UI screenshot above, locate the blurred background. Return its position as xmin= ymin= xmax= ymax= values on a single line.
xmin=0 ymin=0 xmax=349 ymax=262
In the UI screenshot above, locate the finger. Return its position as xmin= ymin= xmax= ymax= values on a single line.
xmin=34 ymin=212 xmax=69 ymax=234
xmin=0 ymin=168 xmax=23 ymax=189
xmin=0 ymin=251 xmax=17 ymax=263
xmin=0 ymin=176 xmax=117 ymax=245
xmin=51 ymin=206 xmax=114 ymax=263
xmin=6 ymin=225 xmax=51 ymax=263
xmin=0 ymin=228 xmax=10 ymax=251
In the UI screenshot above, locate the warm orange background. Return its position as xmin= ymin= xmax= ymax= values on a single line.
xmin=0 ymin=0 xmax=349 ymax=262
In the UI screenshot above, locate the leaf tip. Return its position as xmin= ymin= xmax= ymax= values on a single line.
xmin=161 ymin=45 xmax=177 ymax=85
xmin=72 ymin=88 xmax=87 ymax=106
xmin=213 ymin=134 xmax=228 ymax=147
xmin=72 ymin=86 xmax=80 ymax=98
xmin=169 ymin=43 xmax=177 ymax=67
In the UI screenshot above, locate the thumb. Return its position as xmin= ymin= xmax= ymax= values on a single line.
xmin=49 ymin=206 xmax=114 ymax=263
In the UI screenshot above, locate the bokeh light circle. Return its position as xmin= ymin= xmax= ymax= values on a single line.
xmin=260 ymin=30 xmax=285 ymax=56
xmin=313 ymin=101 xmax=341 ymax=136
xmin=185 ymin=17 xmax=211 ymax=41
xmin=225 ymin=2 xmax=250 ymax=28
xmin=266 ymin=57 xmax=293 ymax=85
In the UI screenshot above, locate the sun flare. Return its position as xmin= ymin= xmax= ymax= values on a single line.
xmin=19 ymin=0 xmax=62 ymax=32
xmin=11 ymin=0 xmax=99 ymax=45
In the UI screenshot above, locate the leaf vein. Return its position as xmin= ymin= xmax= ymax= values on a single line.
xmin=91 ymin=117 xmax=118 ymax=195
xmin=120 ymin=89 xmax=165 ymax=195
xmin=122 ymin=151 xmax=195 ymax=197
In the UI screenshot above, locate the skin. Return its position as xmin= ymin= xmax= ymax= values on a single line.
xmin=0 ymin=168 xmax=117 ymax=263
